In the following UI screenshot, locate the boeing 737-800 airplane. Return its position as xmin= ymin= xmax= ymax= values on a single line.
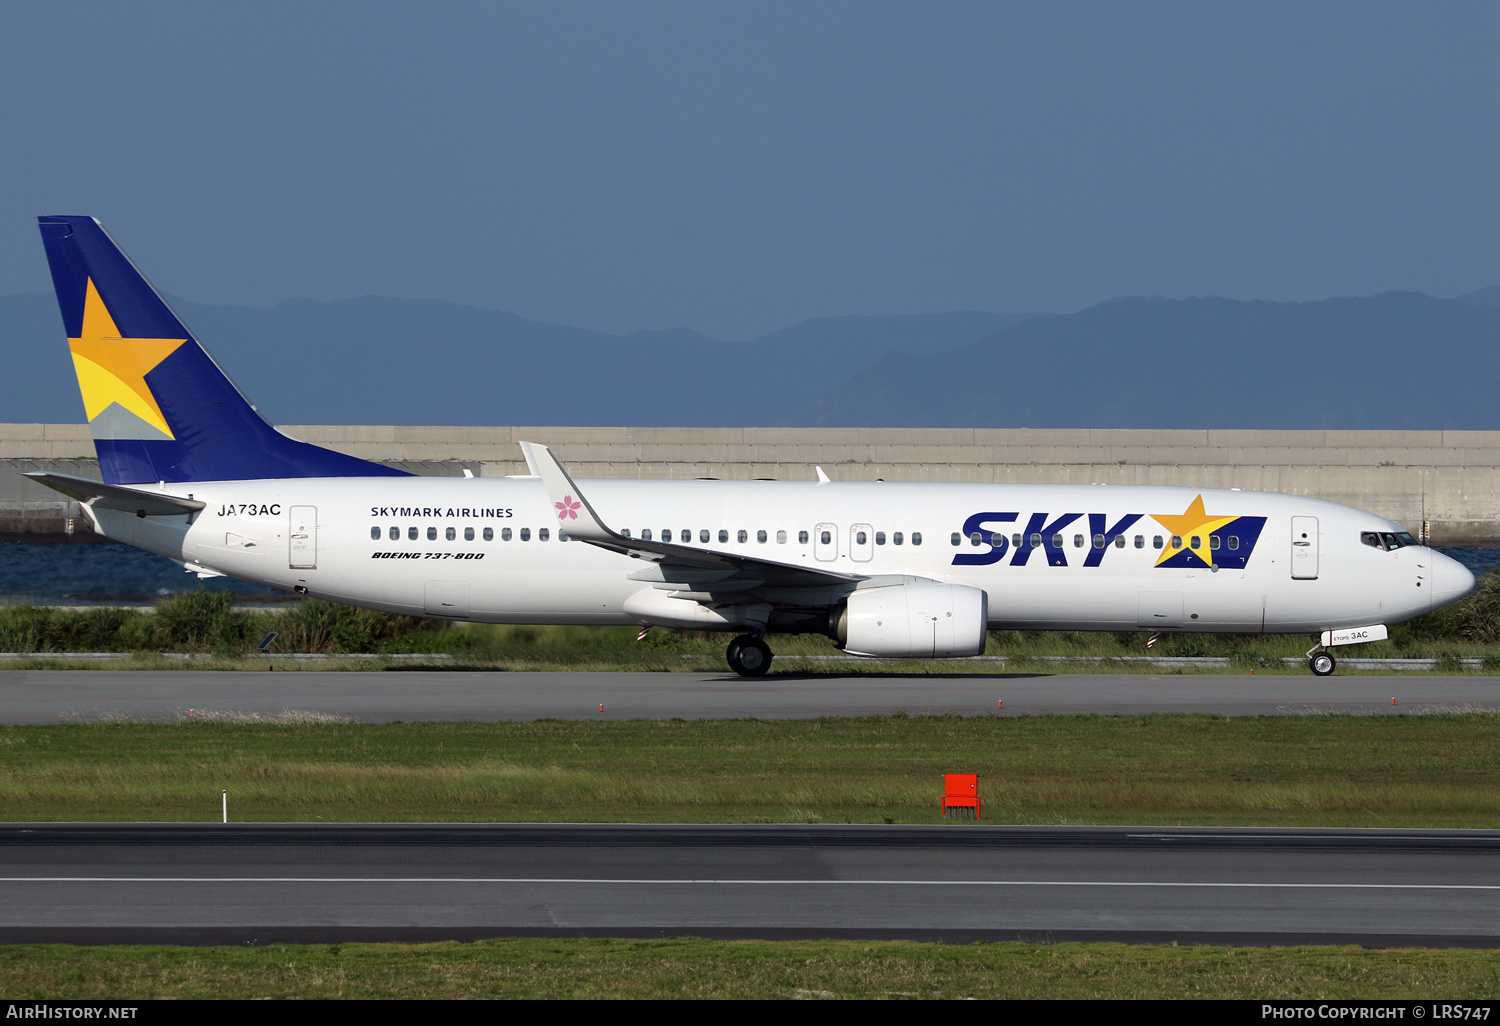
xmin=27 ymin=216 xmax=1477 ymax=676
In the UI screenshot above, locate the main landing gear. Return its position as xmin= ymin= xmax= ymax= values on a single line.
xmin=727 ymin=634 xmax=773 ymax=677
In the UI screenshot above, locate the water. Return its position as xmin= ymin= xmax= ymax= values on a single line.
xmin=1441 ymin=547 xmax=1500 ymax=576
xmin=0 ymin=541 xmax=277 ymax=604
xmin=1 ymin=539 xmax=1494 ymax=605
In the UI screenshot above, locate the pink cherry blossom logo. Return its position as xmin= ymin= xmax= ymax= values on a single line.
xmin=555 ymin=495 xmax=581 ymax=521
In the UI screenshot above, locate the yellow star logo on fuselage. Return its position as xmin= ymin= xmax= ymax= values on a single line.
xmin=1149 ymin=494 xmax=1239 ymax=567
xmin=68 ymin=278 xmax=186 ymax=439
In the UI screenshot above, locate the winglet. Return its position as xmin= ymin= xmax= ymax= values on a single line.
xmin=518 ymin=441 xmax=615 ymax=543
xmin=815 ymin=466 xmax=831 ymax=484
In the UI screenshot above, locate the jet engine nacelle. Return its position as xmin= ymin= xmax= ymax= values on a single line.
xmin=836 ymin=583 xmax=989 ymax=658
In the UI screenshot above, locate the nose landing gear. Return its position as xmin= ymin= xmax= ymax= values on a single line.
xmin=1308 ymin=649 xmax=1336 ymax=676
xmin=727 ymin=635 xmax=773 ymax=677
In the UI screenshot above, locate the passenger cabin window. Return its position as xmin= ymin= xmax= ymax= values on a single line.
xmin=758 ymin=530 xmax=768 ymax=543
xmin=912 ymin=532 xmax=922 ymax=545
xmin=991 ymin=532 xmax=1004 ymax=546
xmin=464 ymin=527 xmax=474 ymax=541
xmin=427 ymin=526 xmax=438 ymax=541
xmin=1227 ymin=536 xmax=1238 ymax=550
xmin=821 ymin=530 xmax=832 ymax=545
xmin=1209 ymin=535 xmax=1219 ymax=550
xmin=1134 ymin=535 xmax=1144 ymax=548
xmin=661 ymin=529 xmax=672 ymax=542
xmin=621 ymin=528 xmax=632 ymax=539
xmin=483 ymin=527 xmax=493 ymax=541
xmin=1114 ymin=535 xmax=1126 ymax=548
xmin=875 ymin=532 xmax=886 ymax=545
xmin=1172 ymin=535 xmax=1182 ymax=549
xmin=539 ymin=528 xmax=550 ymax=541
xmin=408 ymin=527 xmax=419 ymax=541
xmin=777 ymin=531 xmax=787 ymax=544
xmin=1093 ymin=534 xmax=1105 ymax=549
xmin=389 ymin=526 xmax=399 ymax=540
xmin=520 ymin=528 xmax=531 ymax=541
xmin=1030 ymin=533 xmax=1042 ymax=548
xmin=446 ymin=527 xmax=456 ymax=541
xmin=1012 ymin=533 xmax=1022 ymax=547
xmin=798 ymin=530 xmax=809 ymax=544
xmin=969 ymin=532 xmax=981 ymax=546
xmin=1153 ymin=535 xmax=1163 ymax=549
xmin=893 ymin=532 xmax=904 ymax=545
xmin=641 ymin=529 xmax=652 ymax=541
xmin=719 ymin=530 xmax=729 ymax=543
xmin=1073 ymin=534 xmax=1084 ymax=548
xmin=951 ymin=533 xmax=961 ymax=546
xmin=682 ymin=529 xmax=690 ymax=543
xmin=1189 ymin=535 xmax=1201 ymax=550
xmin=738 ymin=530 xmax=748 ymax=543
xmin=500 ymin=527 xmax=511 ymax=541
xmin=370 ymin=527 xmax=380 ymax=540
xmin=700 ymin=530 xmax=710 ymax=543
xmin=1051 ymin=533 xmax=1063 ymax=548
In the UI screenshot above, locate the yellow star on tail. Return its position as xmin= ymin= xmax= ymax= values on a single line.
xmin=1149 ymin=494 xmax=1239 ymax=567
xmin=68 ymin=278 xmax=186 ymax=438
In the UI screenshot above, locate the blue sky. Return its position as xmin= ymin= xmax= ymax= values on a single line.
xmin=2 ymin=2 xmax=1497 ymax=339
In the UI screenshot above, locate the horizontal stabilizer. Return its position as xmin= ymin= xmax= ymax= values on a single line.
xmin=25 ymin=472 xmax=205 ymax=517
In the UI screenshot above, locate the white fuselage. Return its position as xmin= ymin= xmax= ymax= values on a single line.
xmin=84 ymin=476 xmax=1475 ymax=635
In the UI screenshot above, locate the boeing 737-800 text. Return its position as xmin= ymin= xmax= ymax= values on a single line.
xmin=27 ymin=216 xmax=1477 ymax=676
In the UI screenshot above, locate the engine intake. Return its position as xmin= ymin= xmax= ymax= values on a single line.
xmin=835 ymin=583 xmax=988 ymax=658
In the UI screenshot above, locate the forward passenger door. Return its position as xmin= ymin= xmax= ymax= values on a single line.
xmin=1291 ymin=516 xmax=1319 ymax=580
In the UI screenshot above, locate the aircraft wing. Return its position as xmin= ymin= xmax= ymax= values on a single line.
xmin=518 ymin=441 xmax=863 ymax=593
xmin=26 ymin=472 xmax=206 ymax=517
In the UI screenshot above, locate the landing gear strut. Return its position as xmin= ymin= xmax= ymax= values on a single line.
xmin=727 ymin=634 xmax=773 ymax=677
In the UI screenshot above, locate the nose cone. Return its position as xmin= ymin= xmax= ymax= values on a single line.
xmin=1430 ymin=551 xmax=1477 ymax=609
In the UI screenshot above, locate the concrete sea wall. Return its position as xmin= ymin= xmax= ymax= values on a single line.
xmin=3 ymin=424 xmax=1497 ymax=543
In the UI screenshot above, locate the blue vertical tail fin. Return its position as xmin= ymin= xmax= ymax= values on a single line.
xmin=37 ymin=215 xmax=409 ymax=484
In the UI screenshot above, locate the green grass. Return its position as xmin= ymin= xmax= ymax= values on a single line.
xmin=10 ymin=576 xmax=1500 ymax=672
xmin=0 ymin=938 xmax=1496 ymax=999
xmin=3 ymin=714 xmax=1499 ymax=826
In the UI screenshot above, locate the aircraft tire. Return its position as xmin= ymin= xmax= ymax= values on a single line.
xmin=728 ymin=636 xmax=772 ymax=677
xmin=1309 ymin=651 xmax=1336 ymax=676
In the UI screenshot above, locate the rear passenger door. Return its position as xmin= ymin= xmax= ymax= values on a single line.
xmin=289 ymin=506 xmax=317 ymax=569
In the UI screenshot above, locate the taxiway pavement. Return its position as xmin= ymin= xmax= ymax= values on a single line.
xmin=0 ymin=669 xmax=1497 ymax=722
xmin=0 ymin=823 xmax=1494 ymax=946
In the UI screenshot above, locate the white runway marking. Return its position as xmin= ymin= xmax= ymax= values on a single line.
xmin=1 ymin=877 xmax=1498 ymax=890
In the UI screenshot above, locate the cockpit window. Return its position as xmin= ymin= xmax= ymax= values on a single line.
xmin=1363 ymin=530 xmax=1420 ymax=551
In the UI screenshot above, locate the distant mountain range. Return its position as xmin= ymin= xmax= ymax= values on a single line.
xmin=2 ymin=287 xmax=1498 ymax=428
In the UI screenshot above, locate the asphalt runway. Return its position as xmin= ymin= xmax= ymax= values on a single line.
xmin=0 ymin=669 xmax=1498 ymax=722
xmin=0 ymin=823 xmax=1496 ymax=946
